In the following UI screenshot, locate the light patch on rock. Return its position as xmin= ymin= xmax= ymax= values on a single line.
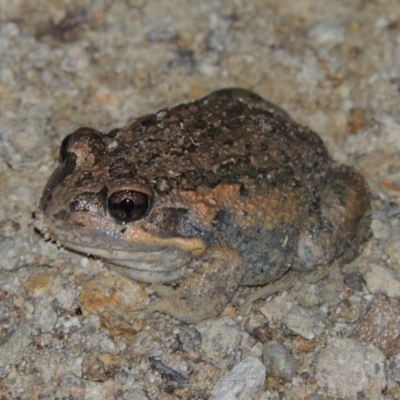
xmin=209 ymin=356 xmax=266 ymax=400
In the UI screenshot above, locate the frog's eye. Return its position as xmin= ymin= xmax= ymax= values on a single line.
xmin=59 ymin=134 xmax=72 ymax=162
xmin=108 ymin=190 xmax=151 ymax=223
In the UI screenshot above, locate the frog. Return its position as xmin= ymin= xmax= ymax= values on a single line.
xmin=39 ymin=88 xmax=371 ymax=324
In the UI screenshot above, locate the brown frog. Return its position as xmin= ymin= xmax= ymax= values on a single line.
xmin=40 ymin=88 xmax=371 ymax=323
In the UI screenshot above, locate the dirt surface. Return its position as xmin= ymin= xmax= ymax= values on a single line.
xmin=1 ymin=1 xmax=400 ymax=399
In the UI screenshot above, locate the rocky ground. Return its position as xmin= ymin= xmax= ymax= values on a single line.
xmin=1 ymin=0 xmax=400 ymax=399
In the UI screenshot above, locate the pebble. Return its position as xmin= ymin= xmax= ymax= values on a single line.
xmin=371 ymin=219 xmax=390 ymax=240
xmin=262 ymin=341 xmax=299 ymax=381
xmin=209 ymin=356 xmax=266 ymax=400
xmin=0 ymin=324 xmax=32 ymax=368
xmin=343 ymin=271 xmax=365 ymax=291
xmin=34 ymin=294 xmax=58 ymax=333
xmin=197 ymin=316 xmax=241 ymax=364
xmin=351 ymin=295 xmax=400 ymax=353
xmin=364 ymin=264 xmax=400 ymax=298
xmin=0 ymin=236 xmax=19 ymax=270
xmin=280 ymin=304 xmax=325 ymax=340
xmin=388 ymin=352 xmax=400 ymax=383
xmin=260 ymin=294 xmax=325 ymax=339
xmin=79 ymin=272 xmax=149 ymax=336
xmin=25 ymin=272 xmax=61 ymax=298
xmin=315 ymin=338 xmax=386 ymax=398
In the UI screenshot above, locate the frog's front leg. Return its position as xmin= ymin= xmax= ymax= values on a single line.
xmin=146 ymin=246 xmax=245 ymax=324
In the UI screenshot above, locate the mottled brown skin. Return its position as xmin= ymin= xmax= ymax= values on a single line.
xmin=40 ymin=88 xmax=371 ymax=323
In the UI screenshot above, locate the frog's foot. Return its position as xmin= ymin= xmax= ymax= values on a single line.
xmin=146 ymin=246 xmax=245 ymax=324
xmin=297 ymin=165 xmax=371 ymax=270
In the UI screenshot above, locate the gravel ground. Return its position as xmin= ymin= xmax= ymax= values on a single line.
xmin=1 ymin=1 xmax=400 ymax=399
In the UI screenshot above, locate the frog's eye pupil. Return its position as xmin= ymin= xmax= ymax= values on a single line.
xmin=120 ymin=198 xmax=134 ymax=214
xmin=108 ymin=190 xmax=151 ymax=223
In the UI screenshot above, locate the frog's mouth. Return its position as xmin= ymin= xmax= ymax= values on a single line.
xmin=65 ymin=239 xmax=205 ymax=283
xmin=45 ymin=220 xmax=207 ymax=283
xmin=37 ymin=209 xmax=208 ymax=283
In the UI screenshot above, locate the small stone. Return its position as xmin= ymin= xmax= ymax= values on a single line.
xmin=0 ymin=236 xmax=19 ymax=270
xmin=82 ymin=353 xmax=109 ymax=382
xmin=80 ymin=272 xmax=149 ymax=336
xmin=0 ymin=324 xmax=32 ymax=368
xmin=259 ymin=293 xmax=292 ymax=321
xmin=25 ymin=273 xmax=61 ymax=298
xmin=371 ymin=219 xmax=390 ymax=240
xmin=343 ymin=271 xmax=365 ymax=291
xmin=315 ymin=338 xmax=386 ymax=397
xmin=259 ymin=294 xmax=325 ymax=339
xmin=280 ymin=304 xmax=325 ymax=340
xmin=34 ymin=295 xmax=58 ymax=333
xmin=351 ymin=294 xmax=400 ymax=356
xmin=99 ymin=337 xmax=120 ymax=355
xmin=209 ymin=356 xmax=266 ymax=400
xmin=364 ymin=264 xmax=400 ymax=298
xmin=197 ymin=316 xmax=241 ymax=364
xmin=250 ymin=324 xmax=273 ymax=343
xmin=388 ymin=351 xmax=400 ymax=383
xmin=54 ymin=314 xmax=81 ymax=334
xmin=262 ymin=341 xmax=299 ymax=381
xmin=82 ymin=353 xmax=121 ymax=382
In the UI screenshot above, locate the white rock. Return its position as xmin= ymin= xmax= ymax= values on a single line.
xmin=197 ymin=317 xmax=241 ymax=362
xmin=371 ymin=219 xmax=390 ymax=240
xmin=99 ymin=337 xmax=119 ymax=356
xmin=259 ymin=293 xmax=325 ymax=339
xmin=262 ymin=341 xmax=299 ymax=381
xmin=0 ymin=324 xmax=32 ymax=368
xmin=34 ymin=295 xmax=58 ymax=333
xmin=315 ymin=338 xmax=386 ymax=397
xmin=210 ymin=356 xmax=266 ymax=400
xmin=380 ymin=115 xmax=400 ymax=151
xmin=364 ymin=264 xmax=400 ymax=298
xmin=258 ymin=292 xmax=292 ymax=321
xmin=281 ymin=304 xmax=325 ymax=340
xmin=0 ymin=236 xmax=19 ymax=271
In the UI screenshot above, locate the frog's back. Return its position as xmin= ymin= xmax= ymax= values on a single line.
xmin=113 ymin=88 xmax=331 ymax=196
